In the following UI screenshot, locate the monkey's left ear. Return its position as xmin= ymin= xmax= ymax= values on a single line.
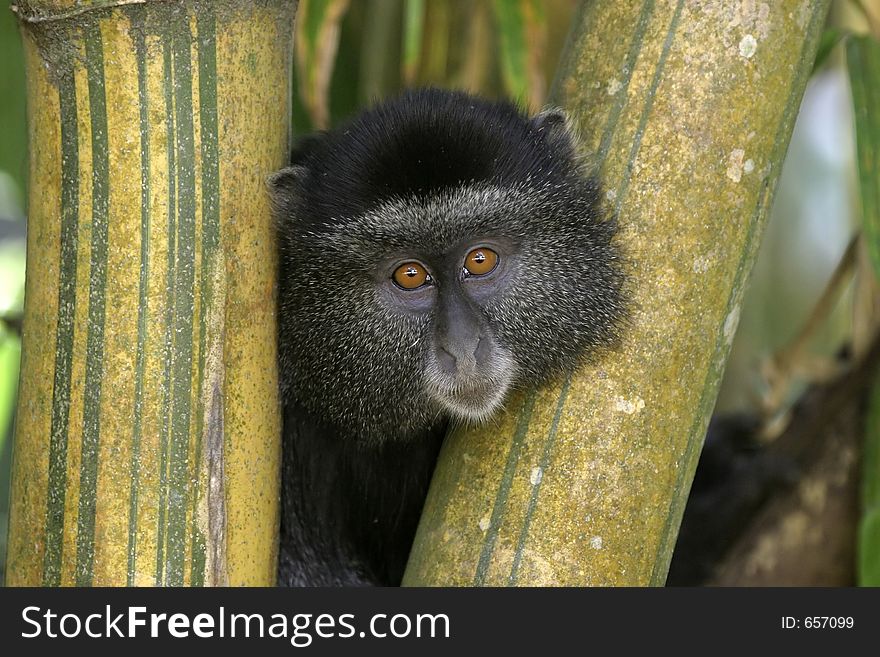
xmin=267 ymin=165 xmax=307 ymax=218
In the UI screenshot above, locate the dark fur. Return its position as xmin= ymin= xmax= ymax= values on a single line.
xmin=271 ymin=88 xmax=625 ymax=586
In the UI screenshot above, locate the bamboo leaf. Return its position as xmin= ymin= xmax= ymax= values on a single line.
xmin=811 ymin=27 xmax=847 ymax=74
xmin=848 ymin=36 xmax=880 ymax=281
xmin=0 ymin=243 xmax=24 ymax=316
xmin=849 ymin=37 xmax=880 ymax=585
xmin=0 ymin=242 xmax=24 ymax=457
xmin=865 ymin=376 xmax=880 ymax=511
xmin=422 ymin=0 xmax=451 ymax=84
xmin=296 ymin=0 xmax=351 ymax=129
xmin=492 ymin=0 xmax=546 ymax=110
xmin=402 ymin=0 xmax=425 ymax=86
xmin=860 ymin=509 xmax=880 ymax=586
xmin=521 ymin=0 xmax=546 ymax=109
xmin=0 ymin=334 xmax=20 ymax=458
xmin=852 ymin=0 xmax=880 ymax=38
xmin=860 ymin=371 xmax=880 ymax=585
xmin=493 ymin=0 xmax=527 ymax=102
xmin=0 ymin=8 xmax=27 ymax=194
xmin=453 ymin=0 xmax=492 ymax=94
xmin=359 ymin=0 xmax=401 ymax=104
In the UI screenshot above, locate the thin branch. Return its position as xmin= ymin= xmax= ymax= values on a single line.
xmin=760 ymin=233 xmax=859 ymax=425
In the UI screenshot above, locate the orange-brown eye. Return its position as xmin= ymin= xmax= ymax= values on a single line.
xmin=464 ymin=247 xmax=498 ymax=276
xmin=392 ymin=262 xmax=431 ymax=289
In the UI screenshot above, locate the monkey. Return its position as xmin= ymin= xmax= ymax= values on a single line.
xmin=270 ymin=88 xmax=626 ymax=586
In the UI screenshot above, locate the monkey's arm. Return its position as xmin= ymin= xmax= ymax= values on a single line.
xmin=278 ymin=406 xmax=376 ymax=586
xmin=278 ymin=403 xmax=445 ymax=586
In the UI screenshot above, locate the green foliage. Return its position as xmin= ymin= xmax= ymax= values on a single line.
xmin=860 ymin=510 xmax=880 ymax=585
xmin=0 ymin=1 xmax=27 ymax=587
xmin=861 ymin=375 xmax=880 ymax=585
xmin=0 ymin=240 xmax=24 ymax=459
xmin=402 ymin=0 xmax=425 ymax=85
xmin=358 ymin=0 xmax=402 ymax=104
xmin=812 ymin=27 xmax=848 ymax=74
xmin=848 ymin=33 xmax=880 ymax=586
xmin=0 ymin=8 xmax=27 ymax=196
xmin=848 ymin=36 xmax=880 ymax=281
xmin=295 ymin=0 xmax=352 ymax=129
xmin=0 ymin=334 xmax=20 ymax=458
xmin=491 ymin=0 xmax=545 ymax=110
xmin=293 ymin=0 xmax=559 ymax=130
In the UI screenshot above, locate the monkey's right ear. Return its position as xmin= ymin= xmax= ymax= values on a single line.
xmin=267 ymin=165 xmax=308 ymax=217
xmin=531 ymin=107 xmax=579 ymax=149
xmin=532 ymin=107 xmax=568 ymax=131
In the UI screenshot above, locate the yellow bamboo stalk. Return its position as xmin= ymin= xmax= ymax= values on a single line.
xmin=404 ymin=0 xmax=831 ymax=586
xmin=6 ymin=0 xmax=295 ymax=586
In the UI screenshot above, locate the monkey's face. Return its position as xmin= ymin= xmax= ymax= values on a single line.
xmin=277 ymin=180 xmax=623 ymax=443
xmin=380 ymin=237 xmax=517 ymax=424
xmin=273 ymin=89 xmax=625 ymax=443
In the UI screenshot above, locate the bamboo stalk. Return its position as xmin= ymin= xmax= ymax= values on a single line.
xmin=6 ymin=0 xmax=295 ymax=586
xmin=404 ymin=0 xmax=831 ymax=586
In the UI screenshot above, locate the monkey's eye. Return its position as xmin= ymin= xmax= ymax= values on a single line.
xmin=463 ymin=247 xmax=499 ymax=277
xmin=392 ymin=262 xmax=432 ymax=290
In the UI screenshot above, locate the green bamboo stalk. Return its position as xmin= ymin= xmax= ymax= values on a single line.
xmin=401 ymin=0 xmax=424 ymax=86
xmin=404 ymin=0 xmax=831 ymax=586
xmin=358 ymin=0 xmax=401 ymax=104
xmin=295 ymin=0 xmax=350 ymax=129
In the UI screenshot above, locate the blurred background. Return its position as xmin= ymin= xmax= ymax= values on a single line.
xmin=0 ymin=0 xmax=877 ymax=585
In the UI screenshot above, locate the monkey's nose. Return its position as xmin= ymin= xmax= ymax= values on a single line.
xmin=436 ymin=336 xmax=491 ymax=376
xmin=437 ymin=346 xmax=458 ymax=374
xmin=474 ymin=336 xmax=492 ymax=364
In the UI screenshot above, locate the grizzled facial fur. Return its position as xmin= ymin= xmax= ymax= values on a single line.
xmin=270 ymin=88 xmax=625 ymax=444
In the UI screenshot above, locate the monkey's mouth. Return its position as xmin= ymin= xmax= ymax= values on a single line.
xmin=423 ymin=349 xmax=516 ymax=423
xmin=440 ymin=384 xmax=509 ymax=423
